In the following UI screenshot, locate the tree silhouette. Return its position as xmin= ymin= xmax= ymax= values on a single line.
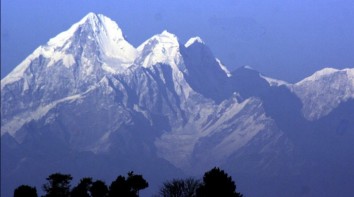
xmin=109 ymin=175 xmax=130 ymax=197
xmin=14 ymin=185 xmax=38 ymax=197
xmin=127 ymin=171 xmax=149 ymax=196
xmin=42 ymin=173 xmax=73 ymax=197
xmin=109 ymin=171 xmax=148 ymax=197
xmin=90 ymin=180 xmax=108 ymax=197
xmin=158 ymin=178 xmax=200 ymax=197
xmin=184 ymin=178 xmax=201 ymax=197
xmin=196 ymin=167 xmax=243 ymax=197
xmin=71 ymin=177 xmax=92 ymax=197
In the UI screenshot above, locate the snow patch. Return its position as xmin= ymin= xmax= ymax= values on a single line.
xmin=261 ymin=74 xmax=289 ymax=87
xmin=133 ymin=104 xmax=153 ymax=125
xmin=155 ymin=97 xmax=265 ymax=168
xmin=1 ymin=94 xmax=83 ymax=137
xmin=185 ymin=36 xmax=204 ymax=48
xmin=44 ymin=48 xmax=75 ymax=68
xmin=216 ymin=58 xmax=231 ymax=77
xmin=243 ymin=65 xmax=255 ymax=70
xmin=1 ymin=84 xmax=99 ymax=138
xmin=1 ymin=47 xmax=42 ymax=89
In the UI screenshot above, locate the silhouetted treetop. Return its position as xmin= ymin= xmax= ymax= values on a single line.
xmin=42 ymin=173 xmax=73 ymax=197
xmin=109 ymin=171 xmax=148 ymax=197
xmin=158 ymin=177 xmax=200 ymax=197
xmin=71 ymin=177 xmax=93 ymax=197
xmin=14 ymin=185 xmax=38 ymax=197
xmin=90 ymin=180 xmax=108 ymax=197
xmin=196 ymin=167 xmax=243 ymax=197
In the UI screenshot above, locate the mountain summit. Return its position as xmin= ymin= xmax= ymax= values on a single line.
xmin=2 ymin=13 xmax=138 ymax=88
xmin=46 ymin=12 xmax=138 ymax=70
xmin=2 ymin=13 xmax=354 ymax=197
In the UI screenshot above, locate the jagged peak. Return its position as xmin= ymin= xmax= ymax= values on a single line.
xmin=297 ymin=67 xmax=346 ymax=84
xmin=83 ymin=12 xmax=99 ymax=21
xmin=135 ymin=30 xmax=181 ymax=68
xmin=184 ymin=36 xmax=205 ymax=48
xmin=137 ymin=30 xmax=179 ymax=51
xmin=47 ymin=13 xmax=137 ymax=70
xmin=47 ymin=12 xmax=125 ymax=47
xmin=1 ymin=13 xmax=138 ymax=88
xmin=160 ymin=30 xmax=176 ymax=38
xmin=312 ymin=67 xmax=339 ymax=75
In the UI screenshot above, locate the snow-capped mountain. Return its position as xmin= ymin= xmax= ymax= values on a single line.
xmin=2 ymin=13 xmax=354 ymax=197
xmin=1 ymin=13 xmax=138 ymax=137
xmin=293 ymin=68 xmax=354 ymax=120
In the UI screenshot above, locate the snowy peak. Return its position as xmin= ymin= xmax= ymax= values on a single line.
xmin=77 ymin=13 xmax=138 ymax=66
xmin=48 ymin=12 xmax=125 ymax=48
xmin=136 ymin=30 xmax=182 ymax=68
xmin=44 ymin=12 xmax=138 ymax=73
xmin=293 ymin=67 xmax=354 ymax=120
xmin=296 ymin=67 xmax=354 ymax=88
xmin=185 ymin=36 xmax=204 ymax=48
xmin=1 ymin=13 xmax=139 ymax=88
xmin=137 ymin=30 xmax=179 ymax=52
xmin=296 ymin=67 xmax=340 ymax=84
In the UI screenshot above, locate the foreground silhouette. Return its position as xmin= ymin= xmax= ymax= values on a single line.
xmin=157 ymin=167 xmax=243 ymax=197
xmin=109 ymin=171 xmax=149 ymax=197
xmin=196 ymin=167 xmax=243 ymax=197
xmin=43 ymin=173 xmax=73 ymax=197
xmin=14 ymin=185 xmax=38 ymax=197
xmin=14 ymin=167 xmax=242 ymax=197
xmin=158 ymin=178 xmax=200 ymax=197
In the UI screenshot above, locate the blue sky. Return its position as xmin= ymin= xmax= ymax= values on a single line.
xmin=2 ymin=0 xmax=354 ymax=82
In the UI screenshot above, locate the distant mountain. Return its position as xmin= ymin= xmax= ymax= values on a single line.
xmin=2 ymin=13 xmax=354 ymax=197
xmin=292 ymin=68 xmax=354 ymax=120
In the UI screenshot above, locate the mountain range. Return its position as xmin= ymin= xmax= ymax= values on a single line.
xmin=1 ymin=13 xmax=354 ymax=197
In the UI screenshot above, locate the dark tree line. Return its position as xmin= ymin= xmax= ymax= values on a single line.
xmin=157 ymin=167 xmax=243 ymax=197
xmin=14 ymin=167 xmax=242 ymax=197
xmin=14 ymin=171 xmax=148 ymax=197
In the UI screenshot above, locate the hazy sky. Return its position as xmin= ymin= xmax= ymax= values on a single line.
xmin=1 ymin=0 xmax=354 ymax=82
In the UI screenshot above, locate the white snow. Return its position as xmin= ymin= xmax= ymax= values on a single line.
xmin=1 ymin=12 xmax=138 ymax=89
xmin=42 ymin=46 xmax=75 ymax=68
xmin=211 ymin=113 xmax=266 ymax=162
xmin=136 ymin=30 xmax=180 ymax=69
xmin=22 ymin=79 xmax=29 ymax=92
xmin=133 ymin=104 xmax=153 ymax=125
xmin=184 ymin=36 xmax=204 ymax=48
xmin=216 ymin=58 xmax=232 ymax=77
xmin=244 ymin=65 xmax=255 ymax=70
xmin=88 ymin=14 xmax=137 ymax=66
xmin=297 ymin=67 xmax=339 ymax=84
xmin=155 ymin=97 xmax=267 ymax=168
xmin=1 ymin=47 xmax=42 ymax=89
xmin=134 ymin=30 xmax=195 ymax=100
xmin=62 ymin=54 xmax=75 ymax=67
xmin=1 ymin=81 xmax=101 ymax=138
xmin=293 ymin=67 xmax=354 ymax=120
xmin=261 ymin=74 xmax=290 ymax=87
xmin=1 ymin=94 xmax=83 ymax=138
xmin=347 ymin=68 xmax=354 ymax=76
